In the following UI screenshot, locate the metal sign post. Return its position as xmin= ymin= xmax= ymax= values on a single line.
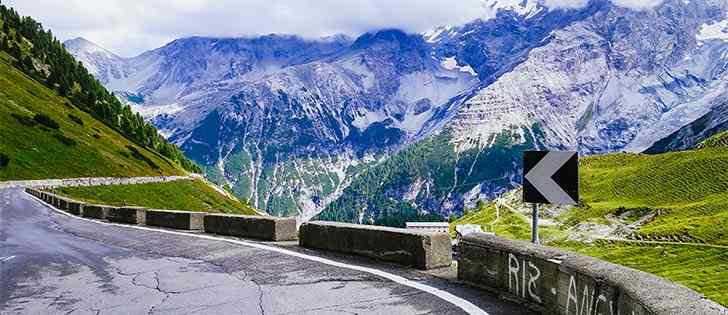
xmin=523 ymin=151 xmax=579 ymax=244
xmin=531 ymin=203 xmax=539 ymax=244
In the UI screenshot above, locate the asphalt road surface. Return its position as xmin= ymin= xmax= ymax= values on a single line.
xmin=0 ymin=188 xmax=531 ymax=315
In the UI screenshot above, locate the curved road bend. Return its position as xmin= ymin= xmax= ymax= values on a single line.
xmin=0 ymin=188 xmax=531 ymax=315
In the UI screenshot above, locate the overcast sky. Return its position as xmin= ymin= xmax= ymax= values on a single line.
xmin=5 ymin=0 xmax=663 ymax=57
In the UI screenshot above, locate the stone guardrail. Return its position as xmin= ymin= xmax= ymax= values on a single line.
xmin=299 ymin=221 xmax=452 ymax=270
xmin=108 ymin=206 xmax=147 ymax=225
xmin=3 ymin=175 xmax=195 ymax=189
xmin=25 ymin=188 xmax=294 ymax=238
xmin=458 ymin=233 xmax=728 ymax=315
xmin=146 ymin=209 xmax=205 ymax=230
xmin=82 ymin=205 xmax=113 ymax=220
xmin=204 ymin=213 xmax=297 ymax=241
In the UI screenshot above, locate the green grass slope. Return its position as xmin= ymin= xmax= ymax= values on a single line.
xmin=0 ymin=52 xmax=186 ymax=180
xmin=557 ymin=241 xmax=728 ymax=306
xmin=450 ymin=203 xmax=566 ymax=241
xmin=573 ymin=149 xmax=728 ymax=245
xmin=697 ymin=130 xmax=728 ymax=150
xmin=56 ymin=179 xmax=257 ymax=215
xmin=452 ymin=143 xmax=728 ymax=306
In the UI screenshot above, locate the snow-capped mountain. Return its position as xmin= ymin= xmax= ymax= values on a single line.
xmin=66 ymin=30 xmax=480 ymax=220
xmin=439 ymin=0 xmax=728 ymax=155
xmin=67 ymin=0 xmax=728 ymax=223
xmin=319 ymin=0 xmax=728 ymax=223
xmin=64 ymin=37 xmax=129 ymax=87
xmin=645 ymin=100 xmax=728 ymax=153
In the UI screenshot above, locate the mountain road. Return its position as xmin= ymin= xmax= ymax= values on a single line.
xmin=0 ymin=188 xmax=531 ymax=315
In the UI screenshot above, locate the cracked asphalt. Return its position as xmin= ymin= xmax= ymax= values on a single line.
xmin=0 ymin=188 xmax=532 ymax=315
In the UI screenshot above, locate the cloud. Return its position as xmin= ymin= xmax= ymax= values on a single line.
xmin=610 ymin=0 xmax=664 ymax=10
xmin=542 ymin=0 xmax=590 ymax=9
xmin=4 ymin=0 xmax=667 ymax=57
xmin=4 ymin=0 xmax=482 ymax=57
xmin=542 ymin=0 xmax=664 ymax=10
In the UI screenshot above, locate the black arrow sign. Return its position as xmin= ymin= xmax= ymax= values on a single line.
xmin=523 ymin=151 xmax=578 ymax=205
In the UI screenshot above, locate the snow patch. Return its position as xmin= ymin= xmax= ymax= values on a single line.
xmin=440 ymin=56 xmax=478 ymax=76
xmin=481 ymin=0 xmax=540 ymax=21
xmin=423 ymin=25 xmax=453 ymax=43
xmin=697 ymin=15 xmax=728 ymax=42
xmin=130 ymin=102 xmax=185 ymax=119
xmin=352 ymin=110 xmax=386 ymax=130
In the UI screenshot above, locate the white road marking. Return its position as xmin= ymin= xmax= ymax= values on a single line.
xmin=0 ymin=255 xmax=16 ymax=262
xmin=25 ymin=192 xmax=489 ymax=315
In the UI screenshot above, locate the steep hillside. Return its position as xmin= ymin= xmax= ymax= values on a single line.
xmin=56 ymin=179 xmax=257 ymax=215
xmin=125 ymin=30 xmax=479 ymax=219
xmin=325 ymin=0 xmax=728 ymax=223
xmin=645 ymin=101 xmax=728 ymax=153
xmin=455 ymin=144 xmax=728 ymax=245
xmin=698 ymin=130 xmax=728 ymax=149
xmin=316 ymin=127 xmax=546 ymax=226
xmin=0 ymin=51 xmax=185 ymax=179
xmin=451 ymin=144 xmax=728 ymax=305
xmin=573 ymin=149 xmax=728 ymax=245
xmin=0 ymin=4 xmax=200 ymax=178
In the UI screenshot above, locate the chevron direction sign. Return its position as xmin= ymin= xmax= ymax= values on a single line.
xmin=523 ymin=151 xmax=579 ymax=205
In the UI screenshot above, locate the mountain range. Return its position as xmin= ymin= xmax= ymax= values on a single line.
xmin=66 ymin=0 xmax=728 ymax=224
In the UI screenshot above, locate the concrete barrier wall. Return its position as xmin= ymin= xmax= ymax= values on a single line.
xmin=82 ymin=205 xmax=112 ymax=220
xmin=27 ymin=189 xmax=275 ymax=237
xmin=146 ymin=209 xmax=205 ymax=230
xmin=51 ymin=195 xmax=61 ymax=209
xmin=299 ymin=221 xmax=452 ymax=270
xmin=204 ymin=214 xmax=297 ymax=241
xmin=108 ymin=207 xmax=147 ymax=225
xmin=67 ymin=200 xmax=84 ymax=216
xmin=458 ymin=233 xmax=727 ymax=315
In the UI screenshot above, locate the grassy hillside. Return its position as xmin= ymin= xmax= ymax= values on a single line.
xmin=450 ymin=202 xmax=566 ymax=241
xmin=697 ymin=130 xmax=728 ymax=150
xmin=558 ymin=241 xmax=727 ymax=306
xmin=452 ymin=142 xmax=728 ymax=306
xmin=0 ymin=3 xmax=200 ymax=178
xmin=56 ymin=179 xmax=257 ymax=215
xmin=573 ymin=148 xmax=728 ymax=245
xmin=0 ymin=52 xmax=187 ymax=180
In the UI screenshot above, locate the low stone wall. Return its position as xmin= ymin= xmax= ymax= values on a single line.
xmin=82 ymin=205 xmax=112 ymax=220
xmin=299 ymin=221 xmax=452 ymax=270
xmin=146 ymin=209 xmax=205 ymax=230
xmin=108 ymin=207 xmax=147 ymax=225
xmin=52 ymin=195 xmax=65 ymax=210
xmin=458 ymin=233 xmax=727 ymax=315
xmin=66 ymin=200 xmax=84 ymax=216
xmin=27 ymin=189 xmax=281 ymax=238
xmin=204 ymin=214 xmax=297 ymax=241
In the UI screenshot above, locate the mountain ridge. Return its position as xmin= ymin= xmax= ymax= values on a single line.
xmin=65 ymin=0 xmax=728 ymax=223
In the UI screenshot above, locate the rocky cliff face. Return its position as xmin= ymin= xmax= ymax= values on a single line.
xmin=646 ymin=100 xmax=728 ymax=153
xmin=446 ymin=0 xmax=728 ymax=154
xmin=321 ymin=0 xmax=728 ymax=223
xmin=68 ymin=30 xmax=480 ymax=220
xmin=68 ymin=0 xmax=728 ymax=224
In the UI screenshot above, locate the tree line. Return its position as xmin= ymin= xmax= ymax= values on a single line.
xmin=0 ymin=3 xmax=201 ymax=173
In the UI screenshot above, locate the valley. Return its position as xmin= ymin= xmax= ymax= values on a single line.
xmin=65 ymin=0 xmax=728 ymax=225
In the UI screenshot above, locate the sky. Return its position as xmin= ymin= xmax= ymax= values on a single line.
xmin=5 ymin=0 xmax=664 ymax=57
